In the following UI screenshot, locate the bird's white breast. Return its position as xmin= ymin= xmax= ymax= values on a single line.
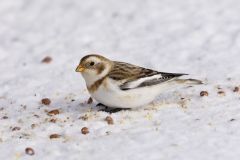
xmin=89 ymin=78 xmax=169 ymax=108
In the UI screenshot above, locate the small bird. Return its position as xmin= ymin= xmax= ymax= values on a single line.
xmin=76 ymin=54 xmax=202 ymax=112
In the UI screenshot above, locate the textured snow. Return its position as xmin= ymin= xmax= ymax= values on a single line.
xmin=0 ymin=0 xmax=240 ymax=159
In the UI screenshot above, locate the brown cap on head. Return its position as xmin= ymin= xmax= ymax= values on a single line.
xmin=80 ymin=54 xmax=110 ymax=64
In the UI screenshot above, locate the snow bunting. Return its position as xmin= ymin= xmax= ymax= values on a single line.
xmin=76 ymin=54 xmax=202 ymax=110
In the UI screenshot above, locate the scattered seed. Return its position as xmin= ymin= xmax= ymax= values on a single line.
xmin=87 ymin=97 xmax=93 ymax=104
xmin=2 ymin=116 xmax=8 ymax=119
xmin=33 ymin=114 xmax=40 ymax=118
xmin=81 ymin=127 xmax=89 ymax=135
xmin=233 ymin=87 xmax=239 ymax=92
xmin=25 ymin=147 xmax=35 ymax=156
xmin=41 ymin=56 xmax=52 ymax=63
xmin=200 ymin=91 xmax=208 ymax=97
xmin=49 ymin=119 xmax=57 ymax=123
xmin=41 ymin=98 xmax=51 ymax=105
xmin=230 ymin=118 xmax=236 ymax=122
xmin=12 ymin=127 xmax=21 ymax=131
xmin=105 ymin=116 xmax=114 ymax=125
xmin=31 ymin=124 xmax=36 ymax=129
xmin=218 ymin=91 xmax=225 ymax=96
xmin=47 ymin=109 xmax=60 ymax=116
xmin=49 ymin=134 xmax=61 ymax=139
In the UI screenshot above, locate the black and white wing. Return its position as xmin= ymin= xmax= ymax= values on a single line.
xmin=108 ymin=61 xmax=187 ymax=91
xmin=119 ymin=72 xmax=187 ymax=90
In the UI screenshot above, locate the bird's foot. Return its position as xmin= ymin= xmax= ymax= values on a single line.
xmin=96 ymin=103 xmax=130 ymax=113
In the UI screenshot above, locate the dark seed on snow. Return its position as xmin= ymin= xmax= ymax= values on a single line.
xmin=25 ymin=147 xmax=35 ymax=156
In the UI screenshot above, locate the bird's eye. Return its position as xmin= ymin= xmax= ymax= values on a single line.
xmin=89 ymin=62 xmax=95 ymax=66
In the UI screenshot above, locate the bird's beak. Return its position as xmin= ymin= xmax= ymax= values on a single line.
xmin=76 ymin=65 xmax=85 ymax=72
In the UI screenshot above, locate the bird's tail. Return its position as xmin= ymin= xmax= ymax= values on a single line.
xmin=174 ymin=78 xmax=203 ymax=85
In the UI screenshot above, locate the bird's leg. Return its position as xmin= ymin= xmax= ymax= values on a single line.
xmin=96 ymin=103 xmax=108 ymax=110
xmin=96 ymin=103 xmax=130 ymax=113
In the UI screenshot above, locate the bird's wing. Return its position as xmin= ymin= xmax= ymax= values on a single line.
xmin=108 ymin=61 xmax=187 ymax=90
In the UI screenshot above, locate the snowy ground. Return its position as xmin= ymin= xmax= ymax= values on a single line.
xmin=0 ymin=0 xmax=240 ymax=159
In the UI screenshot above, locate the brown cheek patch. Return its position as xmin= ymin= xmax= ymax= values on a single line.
xmin=87 ymin=76 xmax=106 ymax=93
xmin=96 ymin=64 xmax=105 ymax=74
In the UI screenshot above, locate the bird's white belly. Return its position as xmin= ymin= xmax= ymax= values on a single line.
xmin=90 ymin=82 xmax=165 ymax=108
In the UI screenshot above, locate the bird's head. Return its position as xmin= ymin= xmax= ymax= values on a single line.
xmin=76 ymin=54 xmax=113 ymax=86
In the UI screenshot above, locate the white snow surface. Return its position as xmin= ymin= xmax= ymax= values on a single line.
xmin=0 ymin=0 xmax=240 ymax=159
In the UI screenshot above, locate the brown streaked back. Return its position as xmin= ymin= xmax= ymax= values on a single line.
xmin=108 ymin=61 xmax=159 ymax=81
